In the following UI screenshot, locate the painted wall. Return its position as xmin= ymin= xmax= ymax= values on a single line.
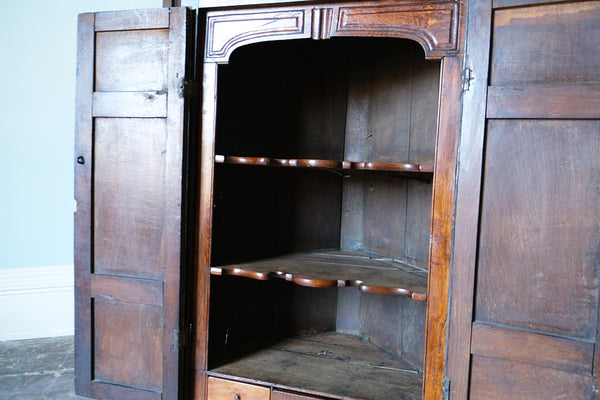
xmin=0 ymin=0 xmax=161 ymax=271
xmin=0 ymin=0 xmax=161 ymax=340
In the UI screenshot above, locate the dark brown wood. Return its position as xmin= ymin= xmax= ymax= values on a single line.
xmin=211 ymin=249 xmax=428 ymax=299
xmin=205 ymin=1 xmax=460 ymax=62
xmin=470 ymin=356 xmax=594 ymax=400
xmin=476 ymin=119 xmax=600 ymax=339
xmin=91 ymin=275 xmax=163 ymax=307
xmin=78 ymin=2 xmax=468 ymax=400
xmin=493 ymin=0 xmax=570 ymax=8
xmin=464 ymin=2 xmax=600 ymax=398
xmin=487 ymin=83 xmax=600 ymax=119
xmin=207 ymin=377 xmax=270 ymax=400
xmin=445 ymin=0 xmax=492 ymax=398
xmin=74 ymin=11 xmax=95 ymax=398
xmin=214 ymin=154 xmax=433 ymax=174
xmin=272 ymin=389 xmax=327 ymax=400
xmin=422 ymin=55 xmax=463 ymax=400
xmin=489 ymin=2 xmax=600 ymax=86
xmin=210 ymin=333 xmax=423 ymax=400
xmin=197 ymin=4 xmax=464 ymax=400
xmin=471 ymin=322 xmax=595 ymax=376
xmin=74 ymin=8 xmax=191 ymax=400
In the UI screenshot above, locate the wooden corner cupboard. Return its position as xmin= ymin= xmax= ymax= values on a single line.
xmin=74 ymin=0 xmax=600 ymax=399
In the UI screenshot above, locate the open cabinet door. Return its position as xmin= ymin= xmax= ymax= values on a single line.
xmin=74 ymin=8 xmax=194 ymax=400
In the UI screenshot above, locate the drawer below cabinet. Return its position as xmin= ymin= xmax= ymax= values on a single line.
xmin=208 ymin=377 xmax=271 ymax=400
xmin=272 ymin=389 xmax=328 ymax=400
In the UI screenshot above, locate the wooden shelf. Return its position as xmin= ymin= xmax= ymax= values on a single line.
xmin=209 ymin=332 xmax=423 ymax=400
xmin=211 ymin=250 xmax=428 ymax=300
xmin=215 ymin=154 xmax=433 ymax=176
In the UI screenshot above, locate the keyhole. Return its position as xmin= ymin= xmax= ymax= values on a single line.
xmin=235 ymin=394 xmax=241 ymax=400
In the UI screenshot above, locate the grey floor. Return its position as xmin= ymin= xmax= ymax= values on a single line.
xmin=0 ymin=336 xmax=88 ymax=400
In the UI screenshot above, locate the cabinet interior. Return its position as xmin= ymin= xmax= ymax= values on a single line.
xmin=206 ymin=37 xmax=440 ymax=400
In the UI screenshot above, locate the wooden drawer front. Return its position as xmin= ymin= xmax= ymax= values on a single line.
xmin=208 ymin=377 xmax=270 ymax=400
xmin=272 ymin=389 xmax=326 ymax=400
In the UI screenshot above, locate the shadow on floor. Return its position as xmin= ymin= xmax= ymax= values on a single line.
xmin=0 ymin=336 xmax=88 ymax=400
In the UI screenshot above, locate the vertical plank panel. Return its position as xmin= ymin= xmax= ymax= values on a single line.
xmin=490 ymin=2 xmax=600 ymax=85
xmin=194 ymin=61 xmax=219 ymax=400
xmin=94 ymin=118 xmax=167 ymax=279
xmin=476 ymin=120 xmax=600 ymax=340
xmin=94 ymin=299 xmax=164 ymax=390
xmin=423 ymin=55 xmax=462 ymax=400
xmin=445 ymin=1 xmax=492 ymax=396
xmin=74 ymin=12 xmax=95 ymax=397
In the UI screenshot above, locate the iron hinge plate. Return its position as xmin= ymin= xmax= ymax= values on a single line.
xmin=462 ymin=67 xmax=474 ymax=91
xmin=442 ymin=377 xmax=451 ymax=400
xmin=180 ymin=78 xmax=200 ymax=99
xmin=173 ymin=324 xmax=192 ymax=349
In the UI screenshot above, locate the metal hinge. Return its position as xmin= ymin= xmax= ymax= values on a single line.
xmin=442 ymin=378 xmax=451 ymax=400
xmin=173 ymin=324 xmax=192 ymax=349
xmin=180 ymin=78 xmax=200 ymax=99
xmin=462 ymin=67 xmax=474 ymax=92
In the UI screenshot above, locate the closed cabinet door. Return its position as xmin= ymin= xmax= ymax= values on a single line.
xmin=74 ymin=7 xmax=193 ymax=400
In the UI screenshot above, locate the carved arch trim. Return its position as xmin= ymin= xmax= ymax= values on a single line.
xmin=205 ymin=1 xmax=460 ymax=63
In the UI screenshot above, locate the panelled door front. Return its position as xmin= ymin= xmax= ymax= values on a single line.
xmin=74 ymin=8 xmax=192 ymax=400
xmin=450 ymin=1 xmax=600 ymax=399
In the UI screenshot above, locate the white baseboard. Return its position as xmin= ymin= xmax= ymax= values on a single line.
xmin=0 ymin=265 xmax=74 ymax=341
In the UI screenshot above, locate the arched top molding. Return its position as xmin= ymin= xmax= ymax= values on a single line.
xmin=204 ymin=1 xmax=460 ymax=63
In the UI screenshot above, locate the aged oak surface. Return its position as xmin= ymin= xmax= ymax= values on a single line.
xmin=449 ymin=1 xmax=600 ymax=399
xmin=75 ymin=8 xmax=193 ymax=400
xmin=76 ymin=2 xmax=468 ymax=400
xmin=210 ymin=333 xmax=423 ymax=400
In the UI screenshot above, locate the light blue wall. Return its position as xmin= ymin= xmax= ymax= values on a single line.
xmin=0 ymin=0 xmax=161 ymax=269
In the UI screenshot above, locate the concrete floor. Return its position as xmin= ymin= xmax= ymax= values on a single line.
xmin=0 ymin=336 xmax=88 ymax=400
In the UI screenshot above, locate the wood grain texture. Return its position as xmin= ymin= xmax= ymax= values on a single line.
xmin=214 ymin=155 xmax=433 ymax=174
xmin=89 ymin=381 xmax=161 ymax=400
xmin=487 ymin=83 xmax=600 ymax=119
xmin=470 ymin=356 xmax=593 ymax=400
xmin=490 ymin=2 xmax=600 ymax=86
xmin=95 ymin=29 xmax=169 ymax=92
xmin=423 ymin=55 xmax=463 ymax=400
xmin=471 ymin=322 xmax=594 ymax=376
xmin=94 ymin=299 xmax=164 ymax=391
xmin=194 ymin=61 xmax=219 ymax=400
xmin=476 ymin=119 xmax=600 ymax=340
xmin=211 ymin=249 xmax=428 ymax=299
xmin=206 ymin=8 xmax=310 ymax=62
xmin=91 ymin=275 xmax=163 ymax=306
xmin=207 ymin=377 xmax=270 ymax=400
xmin=445 ymin=0 xmax=492 ymax=398
xmin=205 ymin=1 xmax=460 ymax=62
xmin=272 ymin=389 xmax=324 ymax=400
xmin=92 ymin=91 xmax=168 ymax=118
xmin=75 ymin=8 xmax=191 ymax=400
xmin=93 ymin=117 xmax=168 ymax=279
xmin=95 ymin=8 xmax=169 ymax=31
xmin=74 ymin=12 xmax=95 ymax=398
xmin=333 ymin=2 xmax=459 ymax=57
xmin=210 ymin=333 xmax=422 ymax=400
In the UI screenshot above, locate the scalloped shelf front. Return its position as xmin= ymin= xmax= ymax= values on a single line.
xmin=215 ymin=154 xmax=433 ymax=176
xmin=211 ymin=250 xmax=428 ymax=300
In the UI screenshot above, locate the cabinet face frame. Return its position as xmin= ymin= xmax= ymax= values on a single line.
xmin=193 ymin=2 xmax=465 ymax=399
